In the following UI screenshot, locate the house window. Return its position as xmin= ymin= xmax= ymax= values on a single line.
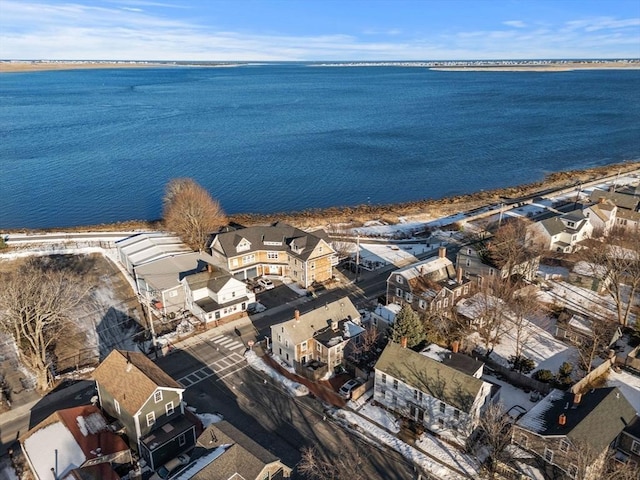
xmin=544 ymin=448 xmax=554 ymax=463
xmin=231 ymin=258 xmax=238 ymax=267
xmin=438 ymin=418 xmax=445 ymax=427
xmin=437 ymin=301 xmax=442 ymax=310
xmin=237 ymin=239 xmax=250 ymax=252
xmin=146 ymin=412 xmax=156 ymax=427
xmin=443 ymin=298 xmax=449 ymax=307
xmin=413 ymin=390 xmax=423 ymax=402
xmin=396 ymin=275 xmax=403 ymax=284
xmin=278 ymin=334 xmax=282 ymax=343
xmin=453 ymin=409 xmax=460 ymax=420
xmin=439 ymin=402 xmax=445 ymax=413
xmin=316 ymin=343 xmax=321 ymax=352
xmin=301 ymin=341 xmax=307 ymax=352
xmin=393 ymin=379 xmax=398 ymax=390
xmin=267 ymin=251 xmax=278 ymax=259
xmin=465 ymin=259 xmax=470 ymax=267
xmin=463 ymin=286 xmax=469 ymax=295
xmin=567 ymin=464 xmax=578 ymax=479
xmin=154 ymin=391 xmax=162 ymax=403
xmin=319 ymin=246 xmax=323 ymax=253
xmin=114 ymin=399 xmax=121 ymax=415
xmin=631 ymin=440 xmax=640 ymax=454
xmin=396 ymin=288 xmax=403 ymax=297
xmin=559 ymin=439 xmax=570 ymax=453
xmin=178 ymin=434 xmax=186 ymax=447
xmin=166 ymin=401 xmax=174 ymax=416
xmin=405 ymin=292 xmax=412 ymax=302
xmin=419 ymin=299 xmax=426 ymax=309
xmin=381 ymin=373 xmax=387 ymax=384
xmin=242 ymin=254 xmax=256 ymax=265
xmin=467 ymin=248 xmax=472 ymax=255
xmin=310 ymin=262 xmax=315 ymax=270
xmin=285 ymin=340 xmax=289 ymax=348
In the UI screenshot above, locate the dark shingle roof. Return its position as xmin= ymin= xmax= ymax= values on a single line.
xmin=589 ymin=190 xmax=640 ymax=211
xmin=374 ymin=342 xmax=484 ymax=413
xmin=211 ymin=223 xmax=331 ymax=261
xmin=519 ymin=387 xmax=637 ymax=453
xmin=190 ymin=421 xmax=282 ymax=480
xmin=93 ymin=350 xmax=182 ymax=415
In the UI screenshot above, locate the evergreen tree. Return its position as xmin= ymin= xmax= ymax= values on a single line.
xmin=390 ymin=304 xmax=426 ymax=349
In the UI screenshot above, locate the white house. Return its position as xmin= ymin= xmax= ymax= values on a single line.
xmin=370 ymin=303 xmax=401 ymax=333
xmin=528 ymin=210 xmax=593 ymax=253
xmin=374 ymin=341 xmax=493 ymax=441
xmin=182 ymin=267 xmax=256 ymax=324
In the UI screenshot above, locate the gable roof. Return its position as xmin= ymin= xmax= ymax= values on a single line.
xmin=589 ymin=190 xmax=640 ymax=211
xmin=186 ymin=421 xmax=284 ymax=480
xmin=517 ymin=387 xmax=637 ymax=453
xmin=272 ymin=297 xmax=360 ymax=345
xmin=116 ymin=232 xmax=192 ymax=269
xmin=93 ymin=350 xmax=182 ymax=415
xmin=184 ymin=268 xmax=235 ymax=292
xmin=211 ymin=222 xmax=333 ymax=262
xmin=374 ymin=342 xmax=485 ymax=412
xmin=21 ymin=405 xmax=128 ymax=480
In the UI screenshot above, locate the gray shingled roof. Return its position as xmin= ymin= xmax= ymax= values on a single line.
xmin=590 ymin=190 xmax=640 ymax=211
xmin=374 ymin=342 xmax=484 ymax=413
xmin=518 ymin=387 xmax=637 ymax=453
xmin=211 ymin=222 xmax=331 ymax=262
xmin=273 ymin=297 xmax=360 ymax=345
xmin=189 ymin=421 xmax=282 ymax=480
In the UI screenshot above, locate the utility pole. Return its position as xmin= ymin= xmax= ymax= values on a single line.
xmin=144 ymin=287 xmax=158 ymax=358
xmin=355 ymin=234 xmax=360 ymax=283
xmin=498 ymin=203 xmax=504 ymax=229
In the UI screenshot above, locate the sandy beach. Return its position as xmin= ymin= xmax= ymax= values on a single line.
xmin=0 ymin=61 xmax=241 ymax=73
xmin=430 ymin=61 xmax=640 ymax=72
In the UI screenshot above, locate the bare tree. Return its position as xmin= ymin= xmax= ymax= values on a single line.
xmin=579 ymin=229 xmax=640 ymax=327
xmin=507 ymin=286 xmax=543 ymax=369
xmin=486 ymin=217 xmax=542 ymax=280
xmin=349 ymin=324 xmax=380 ymax=362
xmin=163 ymin=178 xmax=227 ymax=251
xmin=475 ymin=402 xmax=514 ymax=480
xmin=297 ymin=445 xmax=368 ymax=480
xmin=568 ymin=440 xmax=640 ymax=480
xmin=326 ymin=223 xmax=356 ymax=261
xmin=469 ymin=278 xmax=512 ymax=358
xmin=0 ymin=258 xmax=90 ymax=391
xmin=573 ymin=314 xmax=618 ymax=374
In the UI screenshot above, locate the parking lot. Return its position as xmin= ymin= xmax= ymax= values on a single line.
xmin=250 ymin=279 xmax=301 ymax=309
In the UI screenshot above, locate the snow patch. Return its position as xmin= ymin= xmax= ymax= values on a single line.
xmin=245 ymin=351 xmax=308 ymax=396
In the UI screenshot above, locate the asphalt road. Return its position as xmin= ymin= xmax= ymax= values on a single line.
xmin=156 ymin=333 xmax=425 ymax=479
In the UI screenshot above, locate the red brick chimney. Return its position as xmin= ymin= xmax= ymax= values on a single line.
xmin=558 ymin=413 xmax=566 ymax=426
xmin=439 ymin=246 xmax=446 ymax=259
xmin=294 ymin=310 xmax=300 ymax=322
xmin=573 ymin=392 xmax=582 ymax=405
xmin=456 ymin=267 xmax=463 ymax=284
xmin=452 ymin=340 xmax=459 ymax=353
xmin=401 ymin=337 xmax=408 ymax=348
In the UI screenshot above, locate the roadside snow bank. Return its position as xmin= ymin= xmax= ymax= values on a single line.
xmin=245 ymin=350 xmax=309 ymax=396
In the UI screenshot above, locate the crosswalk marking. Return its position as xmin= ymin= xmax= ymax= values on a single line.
xmin=177 ymin=349 xmax=247 ymax=388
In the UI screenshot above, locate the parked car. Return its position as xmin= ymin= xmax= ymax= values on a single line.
xmin=339 ymin=378 xmax=362 ymax=399
xmin=247 ymin=302 xmax=267 ymax=314
xmin=150 ymin=453 xmax=190 ymax=480
xmin=257 ymin=278 xmax=274 ymax=290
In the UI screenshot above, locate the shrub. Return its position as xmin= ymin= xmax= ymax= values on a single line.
xmin=532 ymin=369 xmax=554 ymax=383
xmin=508 ymin=355 xmax=536 ymax=374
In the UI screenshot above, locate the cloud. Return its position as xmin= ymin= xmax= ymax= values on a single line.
xmin=362 ymin=28 xmax=403 ymax=36
xmin=503 ymin=20 xmax=526 ymax=28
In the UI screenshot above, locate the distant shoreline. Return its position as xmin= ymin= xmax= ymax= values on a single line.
xmin=2 ymin=59 xmax=639 ymax=73
xmin=0 ymin=61 xmax=243 ymax=73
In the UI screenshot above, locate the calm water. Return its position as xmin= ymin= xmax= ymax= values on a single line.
xmin=1 ymin=64 xmax=639 ymax=229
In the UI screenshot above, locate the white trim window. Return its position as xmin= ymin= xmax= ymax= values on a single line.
xmin=114 ymin=399 xmax=121 ymax=415
xmin=559 ymin=439 xmax=570 ymax=453
xmin=146 ymin=411 xmax=156 ymax=427
xmin=567 ymin=464 xmax=578 ymax=479
xmin=396 ymin=275 xmax=403 ymax=284
xmin=178 ymin=433 xmax=186 ymax=447
xmin=165 ymin=401 xmax=174 ymax=416
xmin=301 ymin=341 xmax=308 ymax=352
xmin=154 ymin=391 xmax=162 ymax=403
xmin=631 ymin=440 xmax=640 ymax=454
xmin=544 ymin=447 xmax=554 ymax=463
xmin=267 ymin=251 xmax=278 ymax=259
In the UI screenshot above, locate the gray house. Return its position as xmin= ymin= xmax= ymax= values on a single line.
xmin=93 ymin=350 xmax=201 ymax=471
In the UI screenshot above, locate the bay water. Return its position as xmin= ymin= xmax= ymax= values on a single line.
xmin=1 ymin=64 xmax=639 ymax=229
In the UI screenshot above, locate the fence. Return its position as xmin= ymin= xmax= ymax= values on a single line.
xmin=570 ymin=356 xmax=615 ymax=394
xmin=472 ymin=353 xmax=553 ymax=395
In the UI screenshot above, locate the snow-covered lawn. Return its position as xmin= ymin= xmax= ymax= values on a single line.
xmin=334 ymin=409 xmax=478 ymax=480
xmin=356 ymin=399 xmax=400 ymax=433
xmin=0 ymin=458 xmax=18 ymax=480
xmin=244 ymin=351 xmax=308 ymax=396
xmin=469 ymin=314 xmax=577 ymax=376
xmin=481 ymin=374 xmax=540 ymax=413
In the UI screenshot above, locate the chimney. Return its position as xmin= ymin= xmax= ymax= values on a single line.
xmin=452 ymin=340 xmax=459 ymax=353
xmin=401 ymin=337 xmax=408 ymax=348
xmin=558 ymin=413 xmax=566 ymax=426
xmin=439 ymin=246 xmax=446 ymax=259
xmin=294 ymin=310 xmax=300 ymax=322
xmin=331 ymin=320 xmax=338 ymax=331
xmin=456 ymin=267 xmax=463 ymax=284
xmin=599 ymin=196 xmax=606 ymax=204
xmin=207 ymin=263 xmax=213 ymax=273
xmin=573 ymin=392 xmax=582 ymax=405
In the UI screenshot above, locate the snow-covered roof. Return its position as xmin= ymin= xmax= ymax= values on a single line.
xmin=373 ymin=303 xmax=401 ymax=322
xmin=572 ymin=261 xmax=607 ymax=278
xmin=517 ymin=389 xmax=564 ymax=433
xmin=392 ymin=256 xmax=453 ymax=282
xmin=116 ymin=232 xmax=192 ymax=268
xmin=24 ymin=422 xmax=85 ymax=479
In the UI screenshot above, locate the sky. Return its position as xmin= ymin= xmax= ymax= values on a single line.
xmin=1 ymin=0 xmax=639 ymax=61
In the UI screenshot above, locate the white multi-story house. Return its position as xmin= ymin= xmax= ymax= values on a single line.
xmin=182 ymin=266 xmax=256 ymax=324
xmin=373 ymin=341 xmax=493 ymax=441
xmin=583 ymin=198 xmax=617 ymax=236
xmin=527 ymin=210 xmax=593 ymax=253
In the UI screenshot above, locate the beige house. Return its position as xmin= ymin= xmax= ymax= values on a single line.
xmin=527 ymin=210 xmax=593 ymax=253
xmin=583 ymin=199 xmax=617 ymax=236
xmin=209 ymin=222 xmax=337 ymax=288
xmin=270 ymin=297 xmax=363 ymax=379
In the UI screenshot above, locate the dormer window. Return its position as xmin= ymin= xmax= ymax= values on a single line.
xmin=236 ymin=238 xmax=251 ymax=252
xmin=396 ymin=275 xmax=403 ymax=284
xmin=567 ymin=221 xmax=575 ymax=228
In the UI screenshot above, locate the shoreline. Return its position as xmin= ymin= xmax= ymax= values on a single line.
xmin=2 ymin=60 xmax=639 ymax=74
xmin=5 ymin=160 xmax=639 ymax=234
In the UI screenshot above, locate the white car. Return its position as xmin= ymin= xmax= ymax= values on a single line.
xmin=257 ymin=278 xmax=274 ymax=290
xmin=339 ymin=378 xmax=362 ymax=399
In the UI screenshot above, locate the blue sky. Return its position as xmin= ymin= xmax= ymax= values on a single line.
xmin=1 ymin=0 xmax=639 ymax=61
